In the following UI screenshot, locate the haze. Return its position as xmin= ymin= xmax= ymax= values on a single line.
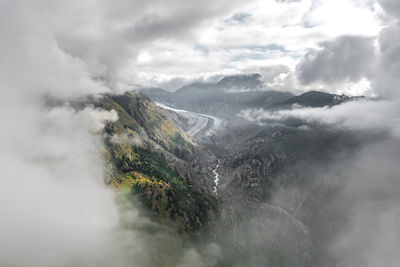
xmin=1 ymin=0 xmax=400 ymax=266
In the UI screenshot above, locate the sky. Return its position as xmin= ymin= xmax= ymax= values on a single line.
xmin=1 ymin=0 xmax=396 ymax=96
xmin=134 ymin=0 xmax=384 ymax=93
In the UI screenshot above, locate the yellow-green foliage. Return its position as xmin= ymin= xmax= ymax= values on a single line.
xmin=111 ymin=171 xmax=167 ymax=196
xmin=99 ymin=92 xmax=217 ymax=241
xmin=98 ymin=92 xmax=194 ymax=155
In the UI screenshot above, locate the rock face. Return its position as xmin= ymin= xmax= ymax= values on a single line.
xmin=91 ymin=92 xmax=221 ymax=241
xmin=214 ymin=120 xmax=361 ymax=206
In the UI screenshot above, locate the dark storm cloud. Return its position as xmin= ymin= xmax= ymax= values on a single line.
xmin=296 ymin=36 xmax=375 ymax=86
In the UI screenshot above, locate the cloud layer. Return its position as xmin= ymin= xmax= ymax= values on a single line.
xmin=0 ymin=0 xmax=387 ymax=94
xmin=0 ymin=1 xmax=221 ymax=266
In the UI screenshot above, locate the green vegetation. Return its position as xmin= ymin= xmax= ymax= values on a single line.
xmin=130 ymin=174 xmax=218 ymax=239
xmin=99 ymin=92 xmax=218 ymax=241
xmin=109 ymin=145 xmax=218 ymax=240
xmin=126 ymin=147 xmax=186 ymax=189
xmin=172 ymin=131 xmax=186 ymax=146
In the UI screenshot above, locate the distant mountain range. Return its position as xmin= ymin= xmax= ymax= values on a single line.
xmin=139 ymin=74 xmax=363 ymax=118
xmin=279 ymin=90 xmax=364 ymax=108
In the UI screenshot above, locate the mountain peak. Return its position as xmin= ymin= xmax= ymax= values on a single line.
xmin=216 ymin=73 xmax=262 ymax=91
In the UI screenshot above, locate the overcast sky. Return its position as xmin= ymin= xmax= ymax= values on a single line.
xmin=2 ymin=0 xmax=398 ymax=96
xmin=132 ymin=0 xmax=384 ymax=93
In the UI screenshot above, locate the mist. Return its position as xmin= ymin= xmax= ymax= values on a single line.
xmin=0 ymin=0 xmax=211 ymax=266
xmin=2 ymin=0 xmax=400 ymax=266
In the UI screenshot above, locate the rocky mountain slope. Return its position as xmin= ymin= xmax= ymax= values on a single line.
xmin=132 ymin=77 xmax=369 ymax=266
xmin=86 ymin=92 xmax=318 ymax=265
xmin=88 ymin=92 xmax=223 ymax=242
xmin=71 ymin=89 xmax=370 ymax=266
xmin=206 ymin=111 xmax=387 ymax=266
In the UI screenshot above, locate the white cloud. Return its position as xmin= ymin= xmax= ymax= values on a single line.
xmin=123 ymin=0 xmax=383 ymax=92
xmin=239 ymin=99 xmax=400 ymax=136
xmin=0 ymin=1 xmax=217 ymax=265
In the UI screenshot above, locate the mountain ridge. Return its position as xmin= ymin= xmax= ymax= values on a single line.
xmin=139 ymin=74 xmax=364 ymax=121
xmin=139 ymin=73 xmax=294 ymax=118
xmin=74 ymin=92 xmax=228 ymax=242
xmin=278 ymin=90 xmax=365 ymax=108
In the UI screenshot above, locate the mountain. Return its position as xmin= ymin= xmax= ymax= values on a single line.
xmin=138 ymin=87 xmax=173 ymax=102
xmin=87 ymin=92 xmax=317 ymax=263
xmin=173 ymin=73 xmax=263 ymax=97
xmin=278 ymin=90 xmax=364 ymax=108
xmin=85 ymin=92 xmax=315 ymax=264
xmin=81 ymin=82 xmax=368 ymax=266
xmin=140 ymin=78 xmax=364 ymax=122
xmin=70 ymin=89 xmax=374 ymax=266
xmin=207 ymin=113 xmax=383 ymax=266
xmin=216 ymin=73 xmax=262 ymax=92
xmin=140 ymin=74 xmax=294 ymax=118
xmin=82 ymin=92 xmax=226 ymax=242
xmin=94 ymin=92 xmax=318 ymax=265
xmin=174 ymin=82 xmax=217 ymax=98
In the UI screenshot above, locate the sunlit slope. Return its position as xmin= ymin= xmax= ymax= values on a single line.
xmin=95 ymin=92 xmax=219 ymax=241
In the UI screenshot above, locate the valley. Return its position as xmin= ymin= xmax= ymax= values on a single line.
xmin=67 ymin=74 xmax=373 ymax=266
xmin=132 ymin=74 xmax=374 ymax=266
